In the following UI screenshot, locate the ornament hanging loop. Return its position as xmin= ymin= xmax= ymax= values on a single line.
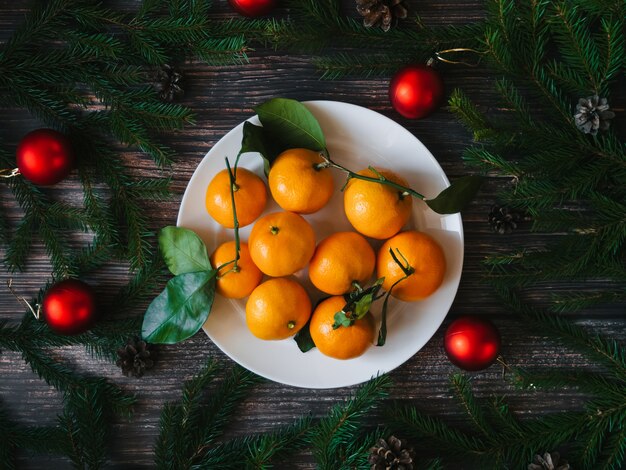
xmin=0 ymin=168 xmax=20 ymax=179
xmin=7 ymin=279 xmax=40 ymax=320
xmin=434 ymin=48 xmax=487 ymax=67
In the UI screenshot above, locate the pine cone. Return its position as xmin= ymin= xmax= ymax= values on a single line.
xmin=528 ymin=451 xmax=570 ymax=470
xmin=356 ymin=0 xmax=408 ymax=32
xmin=153 ymin=64 xmax=184 ymax=102
xmin=488 ymin=205 xmax=529 ymax=234
xmin=368 ymin=435 xmax=415 ymax=470
xmin=574 ymin=95 xmax=615 ymax=135
xmin=116 ymin=336 xmax=156 ymax=377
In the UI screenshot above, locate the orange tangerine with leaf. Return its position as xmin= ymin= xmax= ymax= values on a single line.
xmin=210 ymin=241 xmax=262 ymax=299
xmin=268 ymin=148 xmax=334 ymax=214
xmin=308 ymin=231 xmax=375 ymax=295
xmin=377 ymin=231 xmax=446 ymax=301
xmin=205 ymin=167 xmax=267 ymax=228
xmin=248 ymin=211 xmax=316 ymax=277
xmin=309 ymin=296 xmax=375 ymax=360
xmin=343 ymin=167 xmax=412 ymax=239
xmin=246 ymin=277 xmax=312 ymax=340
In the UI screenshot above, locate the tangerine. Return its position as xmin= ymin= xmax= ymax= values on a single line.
xmin=248 ymin=211 xmax=316 ymax=277
xmin=309 ymin=296 xmax=375 ymax=360
xmin=210 ymin=241 xmax=262 ymax=299
xmin=246 ymin=277 xmax=311 ymax=340
xmin=205 ymin=167 xmax=267 ymax=228
xmin=308 ymin=231 xmax=375 ymax=295
xmin=269 ymin=148 xmax=334 ymax=214
xmin=377 ymin=231 xmax=446 ymax=301
xmin=343 ymin=167 xmax=412 ymax=239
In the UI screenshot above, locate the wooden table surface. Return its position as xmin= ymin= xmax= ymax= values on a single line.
xmin=1 ymin=1 xmax=624 ymax=468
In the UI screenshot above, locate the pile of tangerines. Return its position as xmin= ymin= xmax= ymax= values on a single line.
xmin=205 ymin=148 xmax=446 ymax=360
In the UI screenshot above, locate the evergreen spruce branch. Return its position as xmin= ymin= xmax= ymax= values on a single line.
xmin=340 ymin=427 xmax=388 ymax=469
xmin=177 ymin=360 xmax=221 ymax=461
xmin=486 ymin=396 xmax=526 ymax=439
xmin=277 ymin=0 xmax=484 ymax=55
xmin=0 ymin=330 xmax=136 ymax=417
xmin=314 ymin=52 xmax=412 ymax=80
xmin=187 ymin=366 xmax=262 ymax=464
xmin=550 ymin=2 xmax=603 ymax=94
xmin=3 ymin=0 xmax=75 ymax=54
xmin=311 ymin=374 xmax=391 ymax=469
xmin=549 ymin=288 xmax=626 ymax=313
xmin=92 ymin=150 xmax=153 ymax=271
xmin=598 ymin=425 xmax=626 ymax=470
xmin=192 ymin=416 xmax=312 ymax=469
xmin=3 ymin=176 xmax=73 ymax=275
xmin=450 ymin=374 xmax=494 ymax=438
xmin=510 ymin=368 xmax=625 ymax=399
xmin=597 ymin=16 xmax=625 ymax=93
xmin=186 ymin=37 xmax=250 ymax=66
xmin=388 ymin=402 xmax=486 ymax=456
xmin=126 ymin=177 xmax=172 ymax=200
xmin=461 ymin=147 xmax=522 ymax=177
xmin=153 ymin=361 xmax=262 ymax=468
xmin=0 ymin=400 xmax=17 ymax=469
xmin=58 ymin=385 xmax=109 ymax=469
xmin=390 ymin=386 xmax=588 ymax=467
xmin=448 ymin=89 xmax=497 ymax=142
xmin=10 ymin=426 xmax=69 ymax=457
xmin=154 ymin=403 xmax=183 ymax=469
xmin=496 ymin=287 xmax=626 ymax=379
xmin=109 ymin=253 xmax=165 ymax=314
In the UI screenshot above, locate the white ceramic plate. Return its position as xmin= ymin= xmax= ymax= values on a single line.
xmin=177 ymin=101 xmax=463 ymax=389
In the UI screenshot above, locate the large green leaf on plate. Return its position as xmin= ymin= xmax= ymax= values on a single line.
xmin=159 ymin=226 xmax=212 ymax=276
xmin=142 ymin=270 xmax=217 ymax=344
xmin=426 ymin=175 xmax=484 ymax=214
xmin=254 ymin=98 xmax=326 ymax=153
xmin=239 ymin=121 xmax=277 ymax=176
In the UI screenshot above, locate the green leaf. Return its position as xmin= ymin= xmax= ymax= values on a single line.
xmin=142 ymin=271 xmax=217 ymax=344
xmin=254 ymin=98 xmax=326 ymax=153
xmin=239 ymin=121 xmax=276 ymax=177
xmin=353 ymin=278 xmax=384 ymax=320
xmin=426 ymin=175 xmax=484 ymax=214
xmin=332 ymin=310 xmax=353 ymax=329
xmin=159 ymin=226 xmax=212 ymax=276
xmin=294 ymin=320 xmax=315 ymax=353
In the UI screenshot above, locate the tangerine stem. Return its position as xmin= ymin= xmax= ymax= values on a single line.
xmin=317 ymin=152 xmax=425 ymax=200
xmin=225 ymin=157 xmax=240 ymax=271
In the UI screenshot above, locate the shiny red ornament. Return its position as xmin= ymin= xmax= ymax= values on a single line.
xmin=16 ymin=129 xmax=74 ymax=185
xmin=228 ymin=0 xmax=276 ymax=17
xmin=444 ymin=316 xmax=501 ymax=371
xmin=42 ymin=280 xmax=97 ymax=335
xmin=389 ymin=64 xmax=444 ymax=119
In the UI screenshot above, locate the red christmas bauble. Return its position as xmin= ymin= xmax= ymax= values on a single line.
xmin=444 ymin=316 xmax=501 ymax=371
xmin=389 ymin=64 xmax=444 ymax=119
xmin=228 ymin=0 xmax=276 ymax=17
xmin=42 ymin=280 xmax=97 ymax=335
xmin=16 ymin=129 xmax=74 ymax=185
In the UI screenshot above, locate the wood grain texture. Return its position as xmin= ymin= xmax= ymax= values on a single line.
xmin=0 ymin=1 xmax=624 ymax=469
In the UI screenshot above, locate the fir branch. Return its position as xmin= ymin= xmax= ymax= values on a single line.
xmin=496 ymin=287 xmax=626 ymax=379
xmin=153 ymin=361 xmax=263 ymax=469
xmin=193 ymin=416 xmax=312 ymax=469
xmin=311 ymin=374 xmax=391 ymax=470
xmin=58 ymin=385 xmax=110 ymax=469
xmin=388 ymin=403 xmax=486 ymax=457
xmin=450 ymin=374 xmax=493 ymax=438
